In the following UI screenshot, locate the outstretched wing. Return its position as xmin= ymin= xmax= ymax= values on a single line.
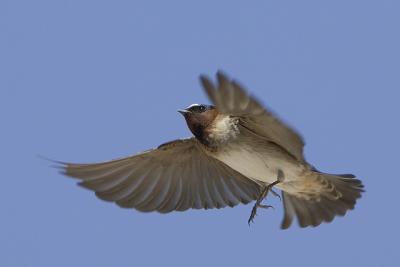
xmin=200 ymin=71 xmax=305 ymax=161
xmin=60 ymin=138 xmax=261 ymax=213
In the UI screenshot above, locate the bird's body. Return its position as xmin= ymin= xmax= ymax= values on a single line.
xmin=211 ymin=135 xmax=307 ymax=192
xmin=196 ymin=114 xmax=301 ymax=188
xmin=58 ymin=72 xmax=364 ymax=229
xmin=194 ymin=113 xmax=325 ymax=199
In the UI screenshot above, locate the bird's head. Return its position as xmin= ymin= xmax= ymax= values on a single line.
xmin=178 ymin=104 xmax=218 ymax=141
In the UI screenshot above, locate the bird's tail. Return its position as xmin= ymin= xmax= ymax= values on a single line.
xmin=281 ymin=172 xmax=364 ymax=229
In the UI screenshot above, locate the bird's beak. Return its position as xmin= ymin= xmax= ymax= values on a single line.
xmin=178 ymin=109 xmax=190 ymax=115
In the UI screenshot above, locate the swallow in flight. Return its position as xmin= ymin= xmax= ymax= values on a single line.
xmin=59 ymin=72 xmax=364 ymax=229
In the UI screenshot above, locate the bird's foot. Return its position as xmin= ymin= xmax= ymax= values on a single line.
xmin=248 ymin=202 xmax=274 ymax=225
xmin=247 ymin=179 xmax=281 ymax=225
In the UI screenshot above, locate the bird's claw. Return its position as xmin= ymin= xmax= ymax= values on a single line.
xmin=258 ymin=204 xmax=274 ymax=209
xmin=247 ymin=178 xmax=281 ymax=225
xmin=271 ymin=189 xmax=281 ymax=201
xmin=248 ymin=207 xmax=258 ymax=225
xmin=248 ymin=203 xmax=274 ymax=225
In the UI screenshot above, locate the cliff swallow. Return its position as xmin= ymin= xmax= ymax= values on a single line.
xmin=59 ymin=71 xmax=364 ymax=229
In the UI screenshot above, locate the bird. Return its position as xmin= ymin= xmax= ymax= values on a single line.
xmin=58 ymin=71 xmax=364 ymax=229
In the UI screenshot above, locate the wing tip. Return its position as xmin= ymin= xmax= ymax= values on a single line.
xmin=199 ymin=70 xmax=230 ymax=88
xmin=199 ymin=74 xmax=213 ymax=89
xmin=216 ymin=70 xmax=231 ymax=86
xmin=216 ymin=69 xmax=229 ymax=79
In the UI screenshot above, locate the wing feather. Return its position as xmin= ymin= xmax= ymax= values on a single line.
xmin=200 ymin=71 xmax=305 ymax=161
xmin=60 ymin=138 xmax=260 ymax=213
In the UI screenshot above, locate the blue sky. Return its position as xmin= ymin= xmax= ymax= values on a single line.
xmin=2 ymin=0 xmax=399 ymax=266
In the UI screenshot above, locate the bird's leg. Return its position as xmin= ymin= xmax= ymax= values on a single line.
xmin=248 ymin=170 xmax=284 ymax=225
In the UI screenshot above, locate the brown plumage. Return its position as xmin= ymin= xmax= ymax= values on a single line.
xmin=178 ymin=105 xmax=218 ymax=146
xmin=58 ymin=71 xmax=364 ymax=229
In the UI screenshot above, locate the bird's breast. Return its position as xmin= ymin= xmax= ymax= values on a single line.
xmin=205 ymin=115 xmax=239 ymax=145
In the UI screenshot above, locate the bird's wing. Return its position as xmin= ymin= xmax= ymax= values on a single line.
xmin=200 ymin=71 xmax=305 ymax=161
xmin=60 ymin=138 xmax=261 ymax=213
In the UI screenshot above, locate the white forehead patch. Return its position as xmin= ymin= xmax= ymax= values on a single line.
xmin=186 ymin=104 xmax=201 ymax=109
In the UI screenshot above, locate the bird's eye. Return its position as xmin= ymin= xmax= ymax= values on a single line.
xmin=199 ymin=105 xmax=206 ymax=112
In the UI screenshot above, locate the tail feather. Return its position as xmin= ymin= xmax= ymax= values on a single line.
xmin=281 ymin=173 xmax=364 ymax=229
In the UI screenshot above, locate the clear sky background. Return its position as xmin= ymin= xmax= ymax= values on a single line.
xmin=1 ymin=1 xmax=399 ymax=266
